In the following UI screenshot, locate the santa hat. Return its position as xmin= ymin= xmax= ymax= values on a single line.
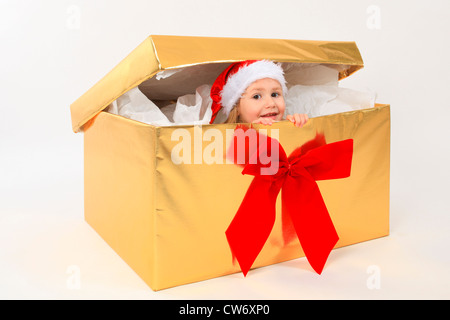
xmin=210 ymin=60 xmax=287 ymax=124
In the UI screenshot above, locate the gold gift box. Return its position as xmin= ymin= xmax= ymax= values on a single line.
xmin=70 ymin=35 xmax=390 ymax=291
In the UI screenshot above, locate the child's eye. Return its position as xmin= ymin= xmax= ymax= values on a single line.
xmin=252 ymin=94 xmax=261 ymax=100
xmin=271 ymin=92 xmax=280 ymax=98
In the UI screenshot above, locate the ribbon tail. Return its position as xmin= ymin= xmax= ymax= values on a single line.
xmin=226 ymin=176 xmax=278 ymax=276
xmin=282 ymin=175 xmax=339 ymax=274
xmin=281 ymin=203 xmax=297 ymax=245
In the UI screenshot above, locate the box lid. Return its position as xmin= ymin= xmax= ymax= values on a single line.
xmin=70 ymin=35 xmax=364 ymax=132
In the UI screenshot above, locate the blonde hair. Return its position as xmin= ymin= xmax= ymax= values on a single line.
xmin=224 ymin=106 xmax=240 ymax=123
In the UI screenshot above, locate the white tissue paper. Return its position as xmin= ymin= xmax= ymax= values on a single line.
xmin=284 ymin=85 xmax=376 ymax=118
xmin=107 ymin=86 xmax=172 ymax=126
xmin=170 ymin=84 xmax=212 ymax=125
xmin=107 ymin=64 xmax=376 ymax=126
xmin=107 ymin=85 xmax=213 ymax=126
xmin=283 ymin=63 xmax=376 ymax=118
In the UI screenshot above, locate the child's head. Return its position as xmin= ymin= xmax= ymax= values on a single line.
xmin=210 ymin=60 xmax=288 ymax=124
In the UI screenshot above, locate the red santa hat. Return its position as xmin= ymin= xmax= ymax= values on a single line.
xmin=210 ymin=60 xmax=287 ymax=124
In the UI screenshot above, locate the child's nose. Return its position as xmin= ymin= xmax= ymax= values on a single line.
xmin=263 ymin=96 xmax=277 ymax=108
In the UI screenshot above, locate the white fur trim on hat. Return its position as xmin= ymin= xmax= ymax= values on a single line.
xmin=220 ymin=60 xmax=287 ymax=115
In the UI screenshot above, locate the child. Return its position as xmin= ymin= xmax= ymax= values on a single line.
xmin=210 ymin=60 xmax=309 ymax=127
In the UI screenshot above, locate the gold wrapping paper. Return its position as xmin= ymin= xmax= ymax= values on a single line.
xmin=70 ymin=35 xmax=363 ymax=133
xmin=72 ymin=35 xmax=389 ymax=291
xmin=83 ymin=105 xmax=389 ymax=290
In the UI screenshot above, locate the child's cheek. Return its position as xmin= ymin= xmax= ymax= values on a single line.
xmin=278 ymin=99 xmax=286 ymax=119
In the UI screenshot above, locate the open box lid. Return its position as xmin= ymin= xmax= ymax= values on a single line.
xmin=70 ymin=35 xmax=364 ymax=132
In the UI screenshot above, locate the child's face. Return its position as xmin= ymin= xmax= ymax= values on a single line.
xmin=237 ymin=78 xmax=286 ymax=123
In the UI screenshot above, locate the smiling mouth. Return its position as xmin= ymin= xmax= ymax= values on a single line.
xmin=260 ymin=112 xmax=278 ymax=118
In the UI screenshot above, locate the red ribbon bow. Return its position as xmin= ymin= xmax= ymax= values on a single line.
xmin=225 ymin=127 xmax=353 ymax=276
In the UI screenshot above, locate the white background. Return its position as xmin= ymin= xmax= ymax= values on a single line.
xmin=1 ymin=0 xmax=449 ymax=299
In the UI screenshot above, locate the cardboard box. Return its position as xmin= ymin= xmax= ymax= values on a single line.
xmin=70 ymin=35 xmax=390 ymax=291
